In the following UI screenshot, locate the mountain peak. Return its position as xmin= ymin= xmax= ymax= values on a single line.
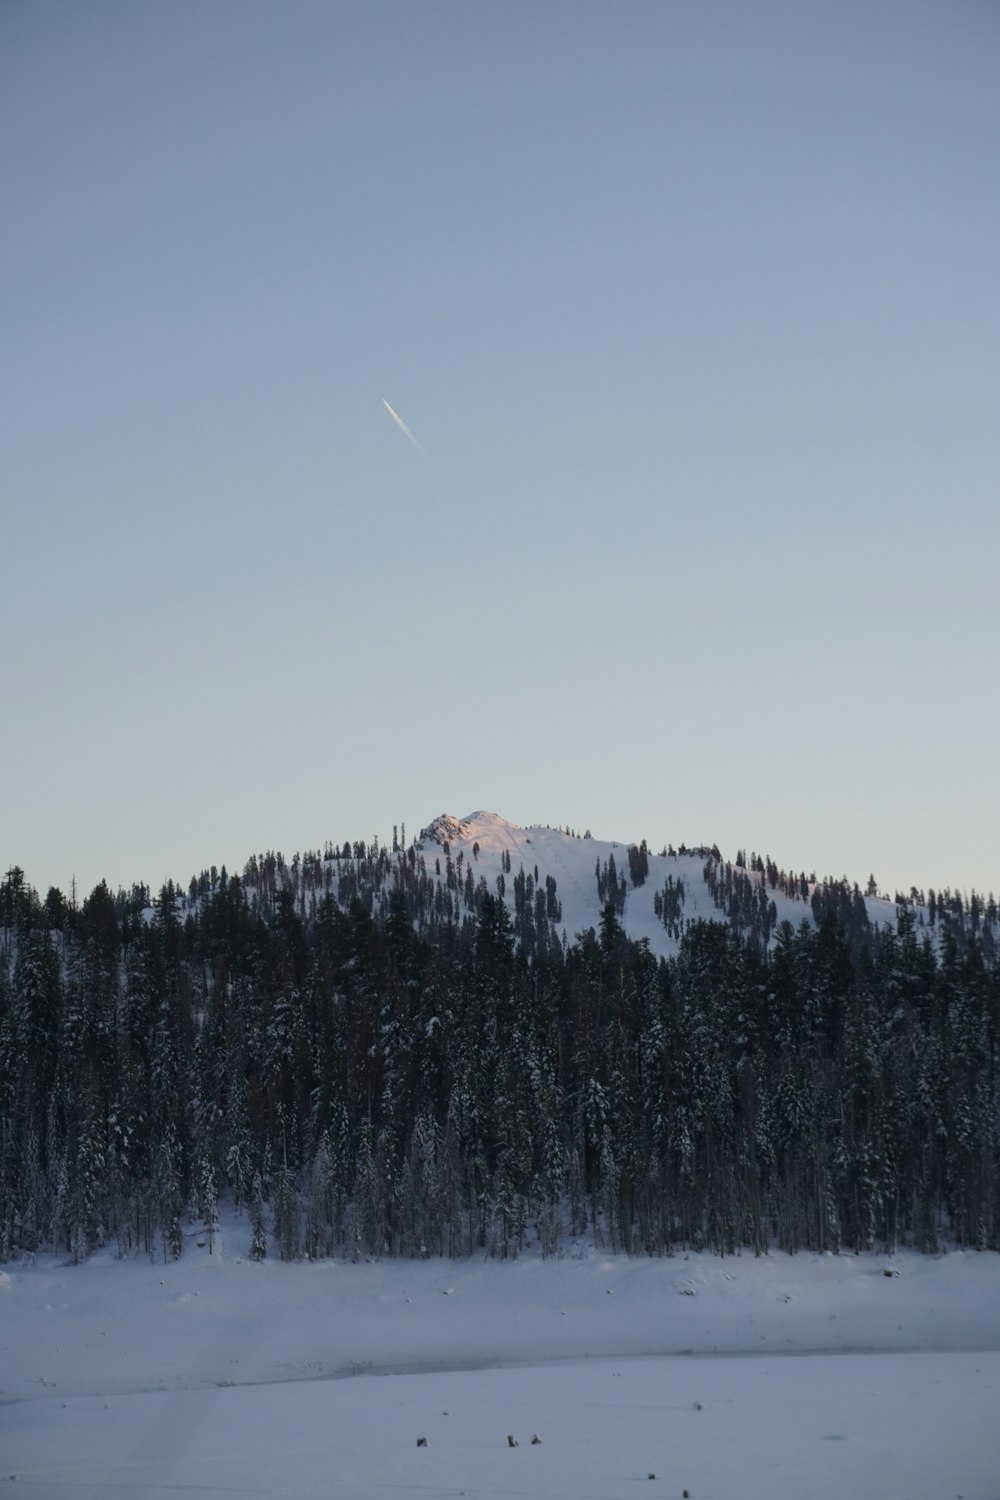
xmin=418 ymin=811 xmax=519 ymax=849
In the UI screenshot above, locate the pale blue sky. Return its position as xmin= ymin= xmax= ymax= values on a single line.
xmin=3 ymin=0 xmax=998 ymax=901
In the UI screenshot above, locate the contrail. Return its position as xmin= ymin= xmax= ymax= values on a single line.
xmin=382 ymin=398 xmax=423 ymax=453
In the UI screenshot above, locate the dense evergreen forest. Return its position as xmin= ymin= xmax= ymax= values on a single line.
xmin=1 ymin=846 xmax=998 ymax=1265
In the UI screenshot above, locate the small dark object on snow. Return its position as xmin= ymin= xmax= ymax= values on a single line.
xmin=507 ymin=1435 xmax=519 ymax=1448
xmin=416 ymin=1437 xmax=428 ymax=1447
xmin=648 ymin=1473 xmax=656 ymax=1480
xmin=883 ymin=1267 xmax=899 ymax=1278
xmin=684 ymin=1491 xmax=691 ymax=1497
xmin=531 ymin=1434 xmax=541 ymax=1445
xmin=693 ymin=1401 xmax=702 ymax=1410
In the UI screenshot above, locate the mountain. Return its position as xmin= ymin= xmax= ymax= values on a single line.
xmin=3 ymin=810 xmax=998 ymax=1269
xmin=411 ymin=810 xmax=905 ymax=958
xmin=224 ymin=809 xmax=969 ymax=966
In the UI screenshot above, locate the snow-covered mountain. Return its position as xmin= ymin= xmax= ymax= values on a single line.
xmin=170 ymin=808 xmax=985 ymax=961
xmin=408 ymin=809 xmax=904 ymax=958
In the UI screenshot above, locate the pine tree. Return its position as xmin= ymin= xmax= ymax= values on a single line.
xmin=199 ymin=1156 xmax=219 ymax=1254
xmin=249 ymin=1172 xmax=267 ymax=1261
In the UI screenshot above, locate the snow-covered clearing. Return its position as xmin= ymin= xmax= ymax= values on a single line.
xmin=2 ymin=1226 xmax=999 ymax=1499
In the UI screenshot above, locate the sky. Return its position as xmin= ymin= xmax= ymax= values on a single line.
xmin=2 ymin=0 xmax=998 ymax=903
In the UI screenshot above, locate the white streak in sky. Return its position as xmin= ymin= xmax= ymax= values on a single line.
xmin=382 ymin=399 xmax=423 ymax=453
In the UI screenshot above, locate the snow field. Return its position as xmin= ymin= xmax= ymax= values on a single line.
xmin=4 ymin=1351 xmax=998 ymax=1500
xmin=2 ymin=1227 xmax=999 ymax=1498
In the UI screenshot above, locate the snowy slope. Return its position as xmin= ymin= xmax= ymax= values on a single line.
xmin=148 ymin=809 xmax=943 ymax=960
xmin=411 ymin=810 xmax=903 ymax=958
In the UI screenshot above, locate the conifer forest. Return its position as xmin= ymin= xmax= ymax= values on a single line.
xmin=1 ymin=829 xmax=998 ymax=1265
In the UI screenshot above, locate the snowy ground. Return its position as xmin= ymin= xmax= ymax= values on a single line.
xmin=3 ymin=1225 xmax=999 ymax=1499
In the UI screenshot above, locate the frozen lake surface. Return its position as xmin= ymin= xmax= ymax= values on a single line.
xmin=3 ymin=1228 xmax=999 ymax=1498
